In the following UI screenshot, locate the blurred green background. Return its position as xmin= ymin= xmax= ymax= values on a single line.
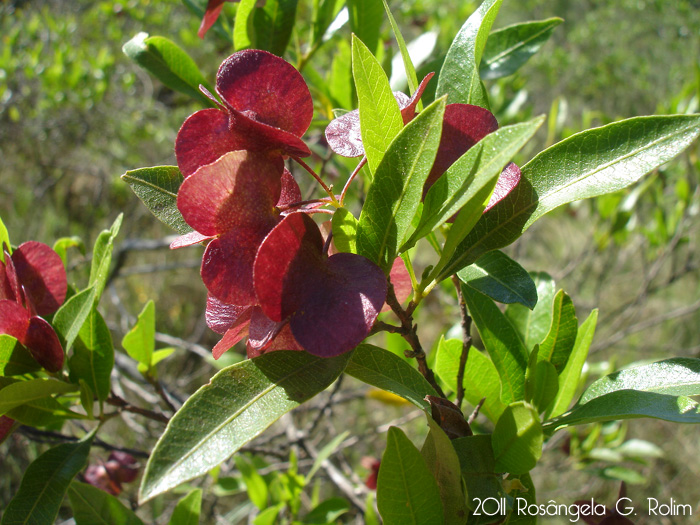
xmin=1 ymin=0 xmax=699 ymax=522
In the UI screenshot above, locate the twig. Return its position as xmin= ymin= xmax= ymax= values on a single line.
xmin=385 ymin=283 xmax=446 ymax=398
xmin=17 ymin=426 xmax=150 ymax=458
xmin=467 ymin=398 xmax=485 ymax=426
xmin=106 ymin=393 xmax=170 ymax=424
xmin=452 ymin=276 xmax=473 ymax=409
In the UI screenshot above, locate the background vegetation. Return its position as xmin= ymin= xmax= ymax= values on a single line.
xmin=1 ymin=0 xmax=699 ymax=522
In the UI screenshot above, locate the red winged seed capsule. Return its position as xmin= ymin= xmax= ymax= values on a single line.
xmin=175 ymin=50 xmax=313 ymax=177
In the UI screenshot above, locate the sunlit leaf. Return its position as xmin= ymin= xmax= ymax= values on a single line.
xmin=68 ymin=481 xmax=144 ymax=525
xmin=492 ymin=401 xmax=542 ymax=474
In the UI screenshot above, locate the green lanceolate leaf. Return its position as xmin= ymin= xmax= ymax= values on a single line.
xmin=357 ymin=96 xmax=446 ymax=271
xmin=123 ymin=33 xmax=213 ymax=106
xmin=462 ymin=285 xmax=528 ymax=405
xmin=53 ymin=286 xmax=97 ymax=352
xmin=382 ymin=0 xmax=419 ymax=95
xmin=122 ymin=300 xmax=155 ymax=369
xmin=492 ymin=401 xmax=542 ymax=474
xmin=505 ymin=272 xmax=556 ymax=350
xmin=409 ymin=116 xmax=544 ymax=252
xmin=436 ymin=0 xmax=503 ymax=109
xmin=311 ymin=0 xmax=343 ymax=47
xmin=352 ymin=34 xmax=404 ymax=175
xmin=139 ymin=351 xmax=349 ymax=503
xmin=422 ymin=417 xmax=469 ymax=525
xmin=536 ymin=290 xmax=577 ymax=371
xmin=377 ymin=426 xmax=444 ymax=525
xmin=331 ymin=208 xmax=358 ymax=253
xmin=68 ymin=307 xmax=114 ymax=404
xmin=169 ymin=489 xmax=202 ymax=525
xmin=53 ymin=236 xmax=85 ymax=266
xmin=452 ymin=435 xmax=505 ymax=518
xmin=0 ymin=378 xmax=78 ymax=416
xmin=122 ymin=166 xmax=191 ymax=235
xmin=1 ymin=429 xmax=95 ymax=525
xmin=235 ymin=456 xmax=268 ymax=510
xmin=524 ymin=346 xmax=558 ymax=414
xmin=545 ymin=357 xmax=700 ymax=430
xmin=252 ymin=0 xmax=299 ymax=56
xmin=233 ymin=0 xmax=257 ymax=50
xmin=90 ymin=213 xmax=123 ymax=304
xmin=329 ymin=39 xmax=353 ymax=110
xmin=457 ymin=250 xmax=537 ymax=309
xmin=0 ymin=335 xmax=41 ymax=376
xmin=480 ymin=18 xmax=563 ymax=80
xmin=345 ymin=344 xmax=436 ymax=410
xmin=434 ymin=336 xmax=505 ymax=422
xmin=68 ymin=481 xmax=144 ymax=525
xmin=0 ymin=215 xmax=9 ymax=261
xmin=347 ymin=0 xmax=383 ymax=54
xmin=441 ymin=115 xmax=700 ymax=278
xmin=546 ymin=309 xmax=598 ymax=419
xmin=306 ymin=431 xmax=350 ymax=482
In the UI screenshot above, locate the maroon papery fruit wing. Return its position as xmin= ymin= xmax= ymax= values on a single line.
xmin=175 ymin=108 xmax=243 ymax=178
xmin=289 ymin=252 xmax=387 ymax=357
xmin=201 ymin=228 xmax=271 ymax=305
xmin=325 ymin=110 xmax=364 ymax=158
xmin=177 ymin=151 xmax=283 ymax=236
xmin=84 ymin=464 xmax=122 ymax=495
xmin=206 ymin=295 xmax=252 ymax=334
xmin=216 ymin=50 xmax=313 ymax=138
xmin=381 ymin=257 xmax=412 ymax=313
xmin=198 ymin=0 xmax=226 ymax=38
xmin=212 ymin=323 xmax=252 ymax=359
xmin=0 ymin=299 xmax=30 ymax=341
xmin=277 ymin=169 xmax=302 ymax=209
xmin=0 ymin=415 xmax=15 ymax=443
xmin=3 ymin=248 xmax=23 ymax=304
xmin=254 ymin=213 xmax=324 ymax=322
xmin=0 ymin=260 xmax=16 ymax=302
xmin=106 ymin=452 xmax=140 ymax=483
xmin=423 ymin=103 xmax=499 ymax=192
xmin=484 ymin=162 xmax=521 ymax=213
xmin=246 ymin=307 xmax=303 ymax=358
xmin=170 ymin=231 xmax=214 ymax=250
xmin=399 ymin=72 xmax=435 ymax=124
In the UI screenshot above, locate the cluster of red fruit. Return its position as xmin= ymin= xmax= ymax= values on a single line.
xmin=170 ymin=50 xmax=388 ymax=359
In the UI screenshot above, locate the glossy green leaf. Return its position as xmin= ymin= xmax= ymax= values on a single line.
xmin=236 ymin=456 xmax=268 ymax=510
xmin=545 ymin=358 xmax=700 ymax=430
xmin=52 ymin=236 xmax=85 ymax=266
xmin=546 ymin=309 xmax=598 ymax=419
xmin=422 ymin=417 xmax=469 ymax=525
xmin=492 ymin=401 xmax=542 ymax=474
xmin=306 ymin=431 xmax=350 ymax=482
xmin=53 ymin=286 xmax=97 ymax=352
xmin=357 ymin=96 xmax=446 ymax=271
xmin=331 ymin=208 xmax=358 ymax=253
xmin=410 ymin=116 xmax=544 ymax=251
xmin=347 ymin=0 xmax=383 ymax=54
xmin=169 ymin=489 xmax=202 ymax=525
xmin=434 ymin=336 xmax=505 ymax=422
xmin=78 ymin=380 xmax=94 ymax=419
xmin=458 ymin=250 xmax=537 ymax=309
xmin=382 ymin=0 xmax=418 ymax=95
xmin=122 ymin=300 xmax=155 ymax=368
xmin=537 ymin=290 xmax=577 ymax=371
xmin=5 ymin=393 xmax=87 ymax=427
xmin=345 ymin=344 xmax=436 ymax=410
xmin=1 ymin=430 xmax=95 ymax=525
xmin=0 ymin=215 xmax=9 ymax=261
xmin=252 ymin=0 xmax=299 ymax=56
xmin=436 ymin=0 xmax=503 ymax=108
xmin=0 ymin=378 xmax=78 ymax=416
xmin=68 ymin=307 xmax=114 ymax=403
xmin=462 ymin=285 xmax=528 ymax=405
xmin=329 ymin=39 xmax=353 ymax=110
xmin=377 ymin=426 xmax=444 ymax=525
xmin=123 ymin=33 xmax=213 ymax=106
xmin=304 ymin=498 xmax=350 ymax=524
xmin=480 ymin=18 xmax=563 ymax=80
xmin=89 ymin=213 xmax=123 ymax=304
xmin=139 ymin=351 xmax=349 ymax=503
xmin=524 ymin=346 xmax=558 ymax=414
xmin=0 ymin=335 xmax=41 ymax=376
xmin=504 ymin=272 xmax=556 ymax=350
xmin=69 ymin=481 xmax=144 ymax=525
xmin=233 ymin=0 xmax=257 ymax=50
xmin=352 ymin=34 xmax=404 ymax=175
xmin=311 ymin=0 xmax=343 ymax=46
xmin=441 ymin=115 xmax=700 ymax=277
xmin=121 ymin=166 xmax=191 ymax=235
xmin=452 ymin=435 xmax=505 ymax=518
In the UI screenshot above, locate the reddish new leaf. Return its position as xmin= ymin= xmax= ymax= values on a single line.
xmin=485 ymin=162 xmax=521 ymax=212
